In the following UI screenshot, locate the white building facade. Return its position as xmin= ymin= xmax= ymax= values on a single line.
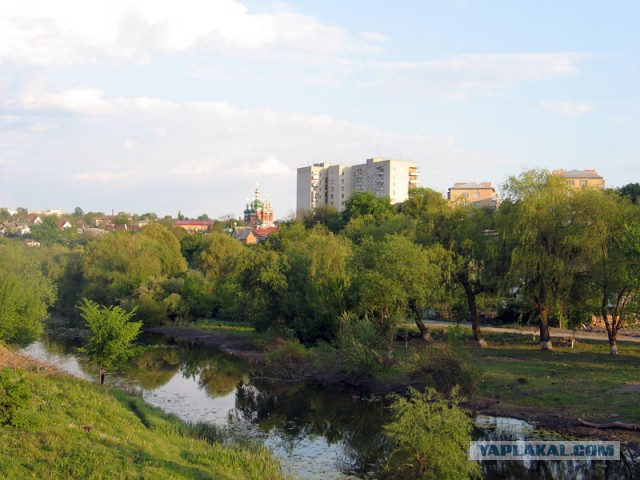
xmin=297 ymin=157 xmax=419 ymax=214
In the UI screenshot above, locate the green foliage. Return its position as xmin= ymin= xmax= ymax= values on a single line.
xmin=415 ymin=344 xmax=479 ymax=396
xmin=342 ymin=191 xmax=396 ymax=224
xmin=337 ymin=312 xmax=386 ymax=378
xmin=618 ymin=182 xmax=640 ymax=203
xmin=383 ymin=386 xmax=481 ymax=480
xmin=29 ymin=215 xmax=62 ymax=244
xmin=0 ymin=368 xmax=33 ymax=428
xmin=265 ymin=339 xmax=312 ymax=380
xmin=77 ymin=299 xmax=143 ymax=381
xmin=447 ymin=323 xmax=464 ymax=346
xmin=0 ymin=241 xmax=56 ymax=345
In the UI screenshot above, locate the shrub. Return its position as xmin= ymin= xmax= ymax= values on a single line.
xmin=413 ymin=344 xmax=479 ymax=396
xmin=0 ymin=368 xmax=33 ymax=428
xmin=383 ymin=386 xmax=481 ymax=480
xmin=337 ymin=313 xmax=387 ymax=379
xmin=265 ymin=339 xmax=311 ymax=380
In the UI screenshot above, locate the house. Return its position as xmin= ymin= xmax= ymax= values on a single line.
xmin=253 ymin=225 xmax=279 ymax=242
xmin=552 ymin=169 xmax=604 ymax=189
xmin=447 ymin=182 xmax=499 ymax=209
xmin=27 ymin=215 xmax=42 ymax=225
xmin=174 ymin=220 xmax=215 ymax=234
xmin=57 ymin=220 xmax=72 ymax=229
xmin=231 ymin=226 xmax=257 ymax=245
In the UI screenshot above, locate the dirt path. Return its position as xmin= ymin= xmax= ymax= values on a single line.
xmin=423 ymin=320 xmax=640 ymax=343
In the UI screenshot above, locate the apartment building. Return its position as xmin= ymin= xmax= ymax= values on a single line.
xmin=296 ymin=158 xmax=419 ymax=213
xmin=447 ymin=182 xmax=499 ymax=209
xmin=552 ymin=169 xmax=605 ymax=189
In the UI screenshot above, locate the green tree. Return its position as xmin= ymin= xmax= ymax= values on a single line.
xmin=499 ymin=169 xmax=576 ymax=350
xmin=342 ymin=191 xmax=396 ymax=224
xmin=77 ymin=299 xmax=142 ymax=385
xmin=618 ymin=183 xmax=640 ymax=204
xmin=302 ymin=204 xmax=345 ymax=233
xmin=30 ymin=216 xmax=62 ymax=244
xmin=383 ymin=387 xmax=481 ymax=480
xmin=280 ymin=226 xmax=352 ymax=342
xmin=349 ymin=236 xmax=444 ymax=346
xmin=571 ymin=189 xmax=640 ymax=354
xmin=439 ymin=205 xmax=501 ymax=347
xmin=0 ymin=241 xmax=56 ymax=345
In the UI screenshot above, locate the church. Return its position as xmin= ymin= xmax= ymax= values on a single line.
xmin=243 ymin=185 xmax=274 ymax=227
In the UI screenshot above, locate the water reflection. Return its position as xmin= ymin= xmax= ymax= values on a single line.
xmin=21 ymin=334 xmax=640 ymax=480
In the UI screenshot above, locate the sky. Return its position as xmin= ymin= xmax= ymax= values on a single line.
xmin=1 ymin=1 xmax=639 ymax=219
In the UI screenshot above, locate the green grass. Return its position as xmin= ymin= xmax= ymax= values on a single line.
xmin=0 ymin=347 xmax=285 ymax=480
xmin=457 ymin=332 xmax=640 ymax=424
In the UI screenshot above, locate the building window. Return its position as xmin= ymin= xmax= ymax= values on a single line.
xmin=580 ymin=180 xmax=587 ymax=187
xmin=473 ymin=192 xmax=480 ymax=198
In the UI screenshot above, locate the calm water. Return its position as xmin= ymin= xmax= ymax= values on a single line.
xmin=21 ymin=334 xmax=639 ymax=479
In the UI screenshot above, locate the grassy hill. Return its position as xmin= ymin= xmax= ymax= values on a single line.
xmin=0 ymin=346 xmax=284 ymax=480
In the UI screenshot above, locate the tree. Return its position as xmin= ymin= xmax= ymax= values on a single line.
xmin=572 ymin=189 xmax=640 ymax=354
xmin=302 ymin=204 xmax=345 ymax=233
xmin=77 ymin=299 xmax=142 ymax=385
xmin=499 ymin=169 xmax=576 ymax=350
xmin=618 ymin=183 xmax=640 ymax=204
xmin=30 ymin=216 xmax=61 ymax=244
xmin=0 ymin=241 xmax=56 ymax=345
xmin=342 ymin=191 xmax=396 ymax=224
xmin=349 ymin=236 xmax=444 ymax=346
xmin=439 ymin=205 xmax=501 ymax=347
xmin=383 ymin=387 xmax=481 ymax=480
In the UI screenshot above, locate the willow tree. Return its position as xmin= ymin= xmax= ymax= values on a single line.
xmin=571 ymin=189 xmax=640 ymax=355
xmin=499 ymin=170 xmax=577 ymax=350
xmin=441 ymin=205 xmax=501 ymax=347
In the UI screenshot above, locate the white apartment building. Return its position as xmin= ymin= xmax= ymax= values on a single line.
xmin=297 ymin=157 xmax=420 ymax=213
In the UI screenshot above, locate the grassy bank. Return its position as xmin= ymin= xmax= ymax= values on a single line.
xmin=0 ymin=346 xmax=284 ymax=480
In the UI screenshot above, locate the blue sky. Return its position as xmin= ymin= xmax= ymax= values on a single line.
xmin=1 ymin=1 xmax=638 ymax=219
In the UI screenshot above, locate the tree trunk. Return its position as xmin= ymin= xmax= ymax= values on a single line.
xmin=99 ymin=368 xmax=105 ymax=385
xmin=459 ymin=275 xmax=486 ymax=347
xmin=409 ymin=299 xmax=432 ymax=342
xmin=536 ymin=284 xmax=552 ymax=350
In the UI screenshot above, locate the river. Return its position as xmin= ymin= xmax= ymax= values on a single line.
xmin=21 ymin=333 xmax=639 ymax=479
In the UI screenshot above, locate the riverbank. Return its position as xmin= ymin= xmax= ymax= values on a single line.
xmin=0 ymin=345 xmax=284 ymax=479
xmin=147 ymin=324 xmax=640 ymax=452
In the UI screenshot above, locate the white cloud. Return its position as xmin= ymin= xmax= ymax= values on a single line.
xmin=73 ymin=170 xmax=144 ymax=182
xmin=19 ymin=85 xmax=115 ymax=114
xmin=251 ymin=155 xmax=292 ymax=175
xmin=368 ymin=53 xmax=590 ymax=102
xmin=537 ymin=100 xmax=595 ymax=116
xmin=123 ymin=139 xmax=140 ymax=149
xmin=0 ymin=0 xmax=362 ymax=67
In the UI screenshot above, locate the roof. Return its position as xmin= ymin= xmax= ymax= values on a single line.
xmin=174 ymin=220 xmax=215 ymax=226
xmin=553 ymin=169 xmax=602 ymax=179
xmin=253 ymin=225 xmax=279 ymax=238
xmin=449 ymin=182 xmax=494 ymax=190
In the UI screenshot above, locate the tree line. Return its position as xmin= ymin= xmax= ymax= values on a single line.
xmin=2 ymin=170 xmax=639 ymax=355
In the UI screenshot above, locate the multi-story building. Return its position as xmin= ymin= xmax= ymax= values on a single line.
xmin=296 ymin=157 xmax=420 ymax=213
xmin=447 ymin=182 xmax=499 ymax=209
xmin=552 ymin=169 xmax=605 ymax=189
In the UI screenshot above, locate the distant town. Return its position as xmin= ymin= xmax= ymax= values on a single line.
xmin=2 ymin=156 xmax=607 ymax=248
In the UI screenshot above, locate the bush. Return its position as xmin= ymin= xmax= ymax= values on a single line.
xmin=265 ymin=339 xmax=312 ymax=380
xmin=383 ymin=386 xmax=481 ymax=480
xmin=0 ymin=368 xmax=33 ymax=428
xmin=337 ymin=313 xmax=387 ymax=379
xmin=413 ymin=344 xmax=479 ymax=396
